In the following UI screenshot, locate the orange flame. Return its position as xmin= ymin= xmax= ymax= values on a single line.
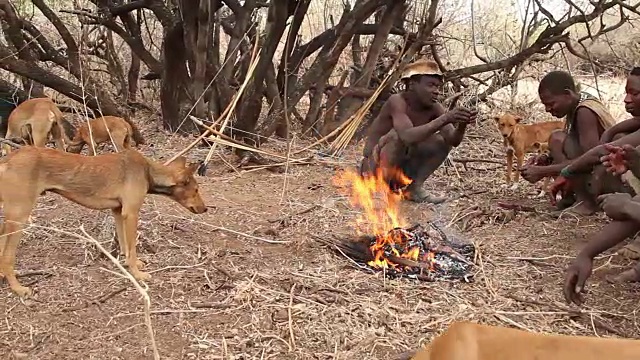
xmin=334 ymin=166 xmax=423 ymax=270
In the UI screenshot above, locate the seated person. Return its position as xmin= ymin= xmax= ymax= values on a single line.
xmin=563 ymin=143 xmax=640 ymax=306
xmin=359 ymin=59 xmax=476 ymax=203
xmin=520 ymin=70 xmax=617 ymax=215
xmin=549 ymin=67 xmax=640 ymax=209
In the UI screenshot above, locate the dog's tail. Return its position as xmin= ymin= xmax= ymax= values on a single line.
xmin=53 ymin=111 xmax=77 ymax=144
xmin=126 ymin=119 xmax=144 ymax=146
xmin=124 ymin=120 xmax=144 ymax=146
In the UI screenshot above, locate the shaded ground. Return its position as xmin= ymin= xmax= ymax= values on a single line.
xmin=1 ymin=123 xmax=639 ymax=360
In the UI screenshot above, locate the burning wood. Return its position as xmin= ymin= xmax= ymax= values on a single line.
xmin=331 ymin=167 xmax=476 ymax=282
xmin=318 ymin=222 xmax=475 ymax=282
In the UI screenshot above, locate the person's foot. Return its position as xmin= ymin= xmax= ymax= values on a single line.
xmin=556 ymin=192 xmax=576 ymax=210
xmin=606 ymin=267 xmax=640 ymax=283
xmin=618 ymin=236 xmax=640 ymax=260
xmin=566 ymin=200 xmax=598 ymax=216
xmin=404 ymin=186 xmax=446 ymax=204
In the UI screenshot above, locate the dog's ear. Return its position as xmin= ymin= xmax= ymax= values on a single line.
xmin=149 ymin=165 xmax=178 ymax=187
xmin=185 ymin=161 xmax=200 ymax=175
xmin=514 ymin=116 xmax=523 ymax=123
xmin=168 ymin=156 xmax=187 ymax=169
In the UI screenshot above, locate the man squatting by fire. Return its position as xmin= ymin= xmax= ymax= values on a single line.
xmin=559 ymin=67 xmax=640 ymax=305
xmin=520 ymin=70 xmax=618 ymax=215
xmin=359 ymin=59 xmax=477 ymax=203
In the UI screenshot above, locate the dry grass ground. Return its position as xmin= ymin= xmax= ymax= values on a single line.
xmin=1 ymin=79 xmax=640 ymax=359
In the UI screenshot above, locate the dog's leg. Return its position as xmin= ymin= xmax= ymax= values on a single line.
xmin=514 ymin=150 xmax=524 ymax=183
xmin=505 ymin=148 xmax=513 ymax=185
xmin=112 ymin=208 xmax=144 ymax=269
xmin=88 ymin=140 xmax=98 ymax=156
xmin=0 ymin=202 xmax=36 ymax=297
xmin=50 ymin=123 xmax=65 ymax=151
xmin=31 ymin=125 xmax=49 ymax=148
xmin=112 ymin=209 xmax=127 ymax=259
xmin=122 ymin=208 xmax=150 ymax=281
xmin=113 ymin=133 xmax=127 ymax=153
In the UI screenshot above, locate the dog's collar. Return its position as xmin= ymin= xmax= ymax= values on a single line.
xmin=149 ymin=184 xmax=174 ymax=195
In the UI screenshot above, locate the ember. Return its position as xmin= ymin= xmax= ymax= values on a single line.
xmin=364 ymin=223 xmax=475 ymax=281
xmin=331 ymin=167 xmax=476 ymax=282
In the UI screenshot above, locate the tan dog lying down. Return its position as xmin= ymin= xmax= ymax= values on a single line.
xmin=66 ymin=116 xmax=141 ymax=155
xmin=410 ymin=321 xmax=640 ymax=359
xmin=0 ymin=146 xmax=208 ymax=298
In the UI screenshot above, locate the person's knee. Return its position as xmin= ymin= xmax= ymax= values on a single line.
xmin=414 ymin=135 xmax=450 ymax=157
xmin=377 ymin=131 xmax=406 ymax=167
xmin=548 ymin=130 xmax=566 ymax=150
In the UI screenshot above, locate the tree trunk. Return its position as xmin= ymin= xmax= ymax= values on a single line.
xmin=192 ymin=0 xmax=213 ymax=119
xmin=285 ymin=0 xmax=388 ymax=115
xmin=160 ymin=22 xmax=194 ymax=133
xmin=336 ymin=1 xmax=405 ymax=125
xmin=275 ymin=0 xmax=311 ymax=95
xmin=235 ymin=0 xmax=291 ymax=145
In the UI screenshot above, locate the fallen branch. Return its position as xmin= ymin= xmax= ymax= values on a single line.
xmin=0 ymin=138 xmax=25 ymax=149
xmin=61 ymin=286 xmax=128 ymax=312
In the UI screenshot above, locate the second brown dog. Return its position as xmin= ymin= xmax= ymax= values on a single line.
xmin=66 ymin=116 xmax=141 ymax=155
xmin=494 ymin=113 xmax=564 ymax=184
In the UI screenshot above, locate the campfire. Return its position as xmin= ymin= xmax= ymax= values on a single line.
xmin=326 ymin=166 xmax=476 ymax=282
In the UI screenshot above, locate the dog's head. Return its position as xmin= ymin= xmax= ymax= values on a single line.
xmin=152 ymin=156 xmax=208 ymax=214
xmin=532 ymin=141 xmax=550 ymax=154
xmin=493 ymin=113 xmax=522 ymax=139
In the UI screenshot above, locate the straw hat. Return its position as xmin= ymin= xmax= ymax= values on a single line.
xmin=400 ymin=59 xmax=443 ymax=80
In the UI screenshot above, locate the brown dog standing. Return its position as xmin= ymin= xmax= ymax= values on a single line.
xmin=2 ymin=97 xmax=74 ymax=156
xmin=494 ymin=113 xmax=564 ymax=185
xmin=66 ymin=116 xmax=141 ymax=155
xmin=409 ymin=321 xmax=640 ymax=359
xmin=0 ymin=146 xmax=207 ymax=298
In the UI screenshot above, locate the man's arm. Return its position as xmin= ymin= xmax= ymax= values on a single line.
xmin=601 ymin=117 xmax=640 ymax=143
xmin=575 ymin=107 xmax=603 ymax=153
xmin=577 ymin=219 xmax=640 ymax=259
xmin=562 ymin=108 xmax=612 ymax=175
xmin=389 ymin=96 xmax=450 ymax=144
xmin=439 ymin=104 xmax=468 ymax=147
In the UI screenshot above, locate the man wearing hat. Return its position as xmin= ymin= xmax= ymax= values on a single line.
xmin=359 ymin=59 xmax=476 ymax=203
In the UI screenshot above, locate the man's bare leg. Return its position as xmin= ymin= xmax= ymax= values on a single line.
xmin=402 ymin=134 xmax=451 ymax=204
xmin=563 ymin=133 xmax=599 ymax=215
xmin=375 ymin=131 xmax=448 ymax=203
xmin=548 ymin=131 xmax=576 ymax=209
xmin=607 ymin=259 xmax=640 ymax=283
xmin=618 ymin=234 xmax=640 ymax=260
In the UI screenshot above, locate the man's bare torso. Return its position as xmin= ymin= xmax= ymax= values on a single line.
xmin=363 ymin=93 xmax=444 ymax=157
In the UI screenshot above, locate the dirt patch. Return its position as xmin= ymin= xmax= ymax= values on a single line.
xmin=1 ymin=124 xmax=639 ymax=359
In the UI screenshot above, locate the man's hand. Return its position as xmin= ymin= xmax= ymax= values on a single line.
xmin=596 ymin=192 xmax=633 ymax=221
xmin=548 ymin=176 xmax=572 ymax=205
xmin=444 ymin=107 xmax=474 ymax=125
xmin=600 ymin=143 xmax=640 ymax=177
xmin=563 ymin=254 xmax=593 ymax=306
xmin=519 ymin=165 xmax=546 ymax=183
